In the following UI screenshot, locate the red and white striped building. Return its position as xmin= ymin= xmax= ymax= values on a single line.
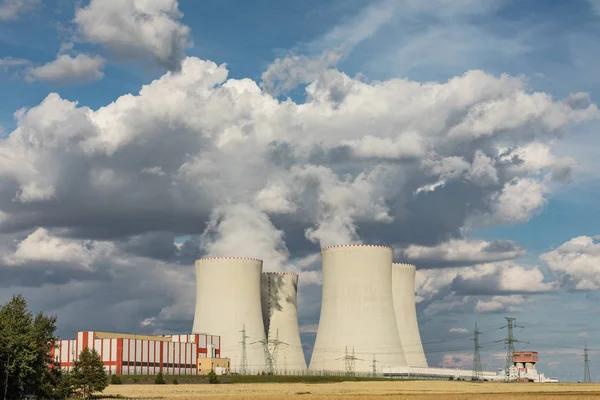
xmin=52 ymin=331 xmax=222 ymax=376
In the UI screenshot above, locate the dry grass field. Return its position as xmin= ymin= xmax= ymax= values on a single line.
xmin=103 ymin=380 xmax=600 ymax=400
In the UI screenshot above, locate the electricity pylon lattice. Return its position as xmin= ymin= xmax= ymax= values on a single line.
xmin=372 ymin=354 xmax=378 ymax=377
xmin=495 ymin=317 xmax=527 ymax=380
xmin=583 ymin=345 xmax=592 ymax=383
xmin=336 ymin=346 xmax=363 ymax=376
xmin=471 ymin=323 xmax=483 ymax=382
xmin=239 ymin=324 xmax=249 ymax=375
xmin=252 ymin=329 xmax=288 ymax=375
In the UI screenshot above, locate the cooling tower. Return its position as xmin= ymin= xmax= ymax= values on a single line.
xmin=392 ymin=263 xmax=428 ymax=367
xmin=192 ymin=257 xmax=266 ymax=373
xmin=261 ymin=272 xmax=307 ymax=372
xmin=309 ymin=245 xmax=407 ymax=373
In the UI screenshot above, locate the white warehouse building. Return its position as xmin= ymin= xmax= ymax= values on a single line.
xmin=309 ymin=245 xmax=407 ymax=373
xmin=261 ymin=272 xmax=307 ymax=371
xmin=392 ymin=263 xmax=428 ymax=367
xmin=192 ymin=257 xmax=266 ymax=373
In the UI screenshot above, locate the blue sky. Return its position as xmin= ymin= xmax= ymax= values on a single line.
xmin=1 ymin=0 xmax=600 ymax=382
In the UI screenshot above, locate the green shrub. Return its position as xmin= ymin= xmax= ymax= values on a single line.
xmin=208 ymin=370 xmax=219 ymax=384
xmin=154 ymin=372 xmax=165 ymax=385
xmin=110 ymin=374 xmax=122 ymax=385
xmin=172 ymin=377 xmax=179 ymax=385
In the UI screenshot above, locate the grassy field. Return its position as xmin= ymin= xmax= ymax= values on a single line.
xmin=114 ymin=374 xmax=390 ymax=384
xmin=103 ymin=380 xmax=600 ymax=399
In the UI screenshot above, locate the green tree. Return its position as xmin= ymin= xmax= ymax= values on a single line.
xmin=39 ymin=364 xmax=72 ymax=399
xmin=71 ymin=348 xmax=108 ymax=399
xmin=0 ymin=294 xmax=58 ymax=399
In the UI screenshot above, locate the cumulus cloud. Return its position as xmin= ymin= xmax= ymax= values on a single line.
xmin=451 ymin=261 xmax=557 ymax=295
xmin=0 ymin=54 xmax=596 ymax=339
xmin=0 ymin=0 xmax=38 ymax=20
xmin=74 ymin=0 xmax=191 ymax=70
xmin=415 ymin=261 xmax=556 ymax=316
xmin=26 ymin=54 xmax=105 ymax=84
xmin=540 ymin=236 xmax=600 ymax=290
xmin=261 ymin=51 xmax=342 ymax=96
xmin=500 ymin=142 xmax=574 ymax=182
xmin=3 ymin=228 xmax=110 ymax=267
xmin=0 ymin=228 xmax=195 ymax=335
xmin=475 ymin=295 xmax=526 ymax=313
xmin=401 ymin=239 xmax=525 ymax=268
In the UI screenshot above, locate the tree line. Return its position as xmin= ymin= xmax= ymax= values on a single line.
xmin=0 ymin=295 xmax=108 ymax=399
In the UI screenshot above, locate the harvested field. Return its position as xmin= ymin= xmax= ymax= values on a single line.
xmin=103 ymin=381 xmax=600 ymax=399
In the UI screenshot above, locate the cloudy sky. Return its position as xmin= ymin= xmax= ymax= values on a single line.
xmin=1 ymin=0 xmax=600 ymax=382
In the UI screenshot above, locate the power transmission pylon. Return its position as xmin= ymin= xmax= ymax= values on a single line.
xmin=583 ymin=345 xmax=591 ymax=383
xmin=252 ymin=329 xmax=288 ymax=375
xmin=372 ymin=354 xmax=378 ymax=377
xmin=336 ymin=346 xmax=363 ymax=376
xmin=239 ymin=324 xmax=249 ymax=375
xmin=495 ymin=317 xmax=527 ymax=381
xmin=471 ymin=323 xmax=483 ymax=382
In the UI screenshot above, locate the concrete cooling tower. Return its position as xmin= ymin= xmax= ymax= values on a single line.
xmin=392 ymin=263 xmax=428 ymax=367
xmin=309 ymin=245 xmax=407 ymax=373
xmin=192 ymin=257 xmax=266 ymax=373
xmin=261 ymin=272 xmax=307 ymax=372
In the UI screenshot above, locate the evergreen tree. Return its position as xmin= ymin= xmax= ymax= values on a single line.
xmin=39 ymin=364 xmax=72 ymax=400
xmin=71 ymin=348 xmax=108 ymax=399
xmin=0 ymin=295 xmax=57 ymax=399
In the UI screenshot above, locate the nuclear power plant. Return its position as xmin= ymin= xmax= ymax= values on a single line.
xmin=53 ymin=242 xmax=557 ymax=381
xmin=188 ymin=244 xmax=430 ymax=375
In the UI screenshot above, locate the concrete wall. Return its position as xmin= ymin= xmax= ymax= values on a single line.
xmin=392 ymin=263 xmax=428 ymax=367
xmin=309 ymin=245 xmax=407 ymax=373
xmin=192 ymin=257 xmax=267 ymax=374
xmin=261 ymin=272 xmax=307 ymax=371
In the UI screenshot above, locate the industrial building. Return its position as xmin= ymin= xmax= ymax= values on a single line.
xmin=261 ymin=272 xmax=307 ymax=372
xmin=309 ymin=245 xmax=407 ymax=373
xmin=510 ymin=351 xmax=557 ymax=382
xmin=392 ymin=263 xmax=428 ymax=368
xmin=383 ymin=350 xmax=557 ymax=382
xmin=192 ymin=257 xmax=267 ymax=373
xmin=52 ymin=331 xmax=225 ymax=376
